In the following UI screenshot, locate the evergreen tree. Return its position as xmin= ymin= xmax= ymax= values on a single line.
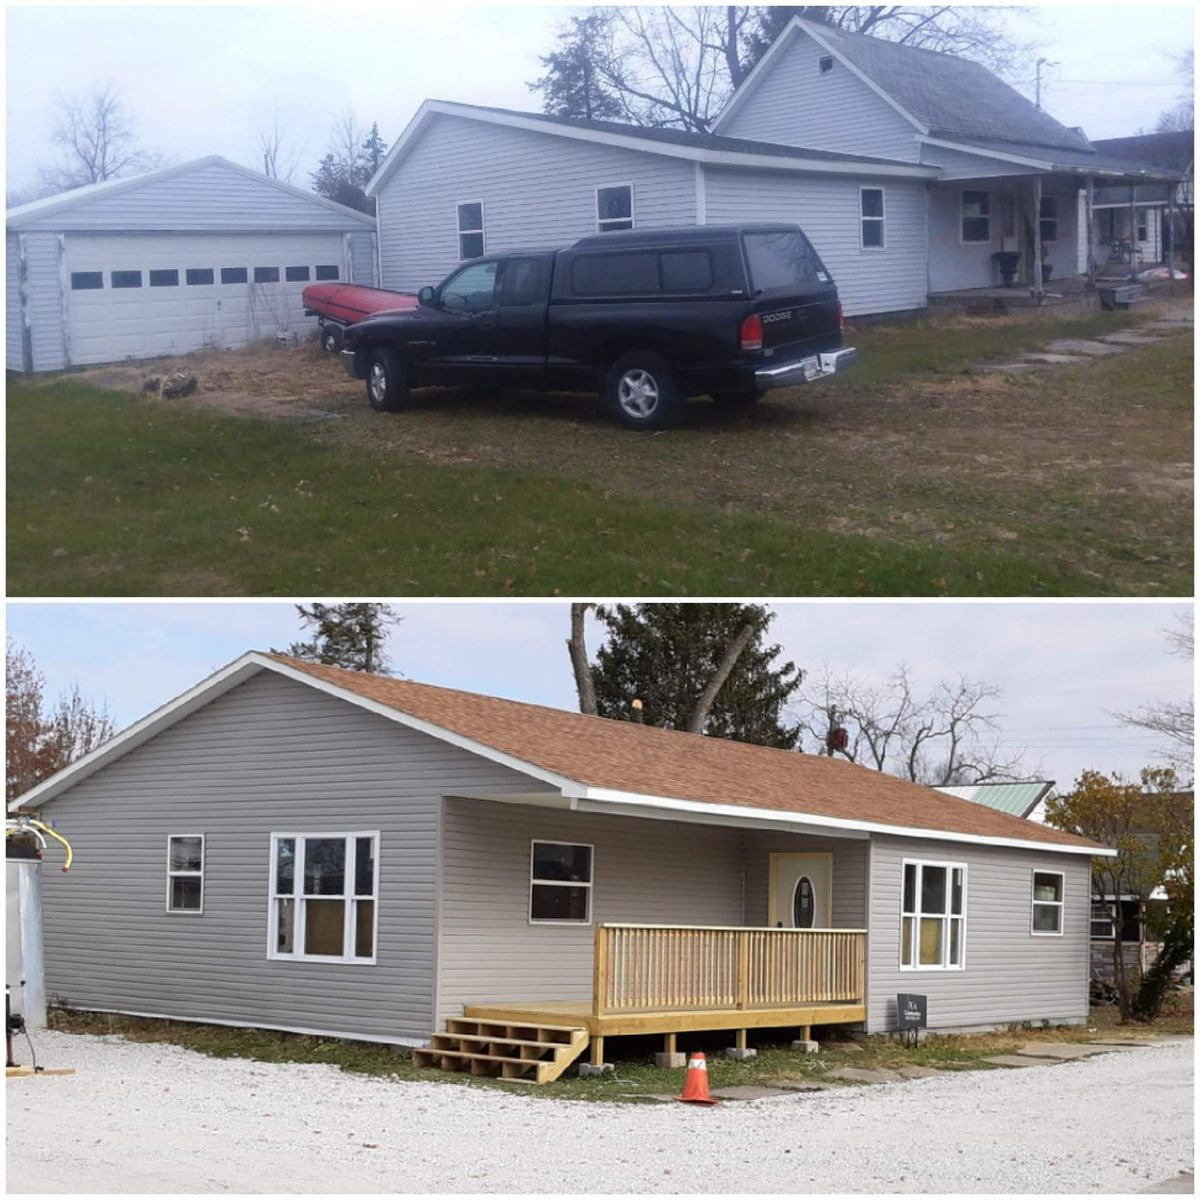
xmin=361 ymin=122 xmax=388 ymax=177
xmin=277 ymin=604 xmax=400 ymax=674
xmin=529 ymin=13 xmax=624 ymax=121
xmin=590 ymin=604 xmax=802 ymax=748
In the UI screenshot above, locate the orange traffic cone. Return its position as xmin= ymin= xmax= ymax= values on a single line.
xmin=674 ymin=1051 xmax=718 ymax=1105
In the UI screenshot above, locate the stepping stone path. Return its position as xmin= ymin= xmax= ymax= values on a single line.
xmin=825 ymin=1066 xmax=905 ymax=1084
xmin=892 ymin=1065 xmax=944 ymax=1079
xmin=1015 ymin=1042 xmax=1112 ymax=1060
xmin=1043 ymin=339 xmax=1125 ymax=356
xmin=981 ymin=1054 xmax=1061 ymax=1068
xmin=1098 ymin=331 xmax=1167 ymax=345
xmin=708 ymin=1084 xmax=796 ymax=1101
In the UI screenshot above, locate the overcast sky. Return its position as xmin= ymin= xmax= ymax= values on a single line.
xmin=5 ymin=4 xmax=1194 ymax=195
xmin=6 ymin=600 xmax=1192 ymax=792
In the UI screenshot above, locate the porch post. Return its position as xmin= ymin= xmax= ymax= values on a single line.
xmin=1128 ymin=182 xmax=1138 ymax=281
xmin=592 ymin=924 xmax=608 ymax=1018
xmin=1166 ymin=184 xmax=1176 ymax=277
xmin=1032 ymin=176 xmax=1044 ymax=300
xmin=1085 ymin=176 xmax=1097 ymax=288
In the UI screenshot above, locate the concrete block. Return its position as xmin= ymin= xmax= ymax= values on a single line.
xmin=1016 ymin=1042 xmax=1109 ymax=1060
xmin=981 ymin=1054 xmax=1059 ymax=1068
xmin=791 ymin=1039 xmax=820 ymax=1054
xmin=577 ymin=1062 xmax=613 ymax=1077
xmin=724 ymin=1047 xmax=757 ymax=1061
xmin=654 ymin=1052 xmax=686 ymax=1069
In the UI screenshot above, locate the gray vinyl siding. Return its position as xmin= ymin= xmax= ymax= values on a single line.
xmin=22 ymin=232 xmax=67 ymax=372
xmin=348 ymin=229 xmax=377 ymax=286
xmin=11 ymin=161 xmax=373 ymax=234
xmin=741 ymin=831 xmax=868 ymax=928
xmin=6 ymin=233 xmax=25 ymax=371
xmin=865 ymin=833 xmax=1091 ymax=1034
xmin=376 ymin=113 xmax=697 ymax=291
xmin=919 ymin=143 xmax=1038 ymax=180
xmin=719 ymin=28 xmax=920 ymax=163
xmin=704 ymin=168 xmax=928 ymax=315
xmin=36 ymin=671 xmax=538 ymax=1044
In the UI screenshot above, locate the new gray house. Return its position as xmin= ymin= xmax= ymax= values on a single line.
xmin=13 ymin=652 xmax=1111 ymax=1083
xmin=5 ymin=156 xmax=377 ymax=373
xmin=366 ymin=17 xmax=1182 ymax=318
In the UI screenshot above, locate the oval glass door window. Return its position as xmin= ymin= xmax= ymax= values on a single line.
xmin=793 ymin=876 xmax=816 ymax=928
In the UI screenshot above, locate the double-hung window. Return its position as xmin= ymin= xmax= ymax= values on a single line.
xmin=961 ymin=190 xmax=990 ymax=243
xmin=1039 ymin=196 xmax=1058 ymax=242
xmin=457 ymin=201 xmax=485 ymax=260
xmin=530 ymin=840 xmax=593 ymax=923
xmin=596 ymin=184 xmax=634 ymax=232
xmin=167 ymin=835 xmax=204 ymax=913
xmin=1031 ymin=870 xmax=1064 ymax=935
xmin=860 ymin=188 xmax=885 ymax=249
xmin=269 ymin=833 xmax=378 ymax=963
xmin=901 ymin=860 xmax=965 ymax=969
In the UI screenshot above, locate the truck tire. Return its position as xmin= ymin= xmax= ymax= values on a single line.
xmin=604 ymin=351 xmax=683 ymax=430
xmin=321 ymin=323 xmax=343 ymax=354
xmin=366 ymin=347 xmax=411 ymax=413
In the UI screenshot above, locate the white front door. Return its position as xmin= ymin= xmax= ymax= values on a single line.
xmin=770 ymin=853 xmax=832 ymax=929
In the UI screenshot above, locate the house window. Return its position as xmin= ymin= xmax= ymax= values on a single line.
xmin=70 ymin=272 xmax=103 ymax=290
xmin=457 ymin=201 xmax=485 ymax=260
xmin=1031 ymin=870 xmax=1064 ymax=935
xmin=268 ymin=833 xmax=378 ymax=963
xmin=961 ymin=190 xmax=991 ymax=243
xmin=186 ymin=268 xmax=214 ymax=286
xmin=285 ymin=265 xmax=311 ymax=282
xmin=1091 ymin=898 xmax=1142 ymax=941
xmin=1090 ymin=902 xmax=1115 ymax=939
xmin=1136 ymin=212 xmax=1148 ymax=242
xmin=819 ymin=54 xmax=834 ymax=74
xmin=314 ymin=264 xmax=340 ymax=281
xmin=220 ymin=267 xmax=248 ymax=284
xmin=167 ymin=835 xmax=204 ymax=913
xmin=253 ymin=266 xmax=280 ymax=283
xmin=1039 ymin=196 xmax=1058 ymax=243
xmin=111 ymin=270 xmax=143 ymax=288
xmin=149 ymin=269 xmax=179 ymax=287
xmin=860 ymin=188 xmax=885 ymax=249
xmin=530 ymin=840 xmax=593 ymax=924
xmin=901 ymin=860 xmax=965 ymax=970
xmin=596 ymin=184 xmax=634 ymax=232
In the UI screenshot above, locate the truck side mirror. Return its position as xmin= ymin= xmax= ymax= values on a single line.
xmin=417 ymin=286 xmax=436 ymax=307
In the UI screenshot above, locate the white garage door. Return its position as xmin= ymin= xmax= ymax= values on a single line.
xmin=64 ymin=231 xmax=348 ymax=366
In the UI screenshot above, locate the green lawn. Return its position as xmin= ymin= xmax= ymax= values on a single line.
xmin=7 ymin=300 xmax=1192 ymax=596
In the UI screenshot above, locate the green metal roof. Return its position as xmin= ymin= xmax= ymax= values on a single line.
xmin=937 ymin=781 xmax=1055 ymax=819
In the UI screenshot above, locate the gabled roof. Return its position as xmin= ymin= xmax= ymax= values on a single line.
xmin=1091 ymin=131 xmax=1194 ymax=175
xmin=365 ymin=99 xmax=937 ymax=196
xmin=938 ymin=781 xmax=1055 ymax=820
xmin=6 ymin=155 xmax=376 ymax=229
xmin=14 ymin=652 xmax=1109 ymax=858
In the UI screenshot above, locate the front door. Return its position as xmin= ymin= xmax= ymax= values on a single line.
xmin=770 ymin=853 xmax=832 ymax=929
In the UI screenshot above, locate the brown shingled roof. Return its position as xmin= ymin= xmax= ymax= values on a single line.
xmin=267 ymin=654 xmax=1102 ymax=854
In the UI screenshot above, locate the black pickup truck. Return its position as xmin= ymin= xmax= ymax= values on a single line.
xmin=341 ymin=224 xmax=855 ymax=430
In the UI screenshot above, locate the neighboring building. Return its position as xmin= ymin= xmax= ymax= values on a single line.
xmin=939 ymin=781 xmax=1056 ymax=824
xmin=366 ymin=17 xmax=1181 ymax=318
xmin=12 ymin=652 xmax=1111 ymax=1079
xmin=5 ymin=156 xmax=377 ymax=373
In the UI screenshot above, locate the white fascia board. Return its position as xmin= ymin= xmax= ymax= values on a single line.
xmin=369 ymin=100 xmax=936 ymax=191
xmin=572 ymin=786 xmax=1116 ymax=857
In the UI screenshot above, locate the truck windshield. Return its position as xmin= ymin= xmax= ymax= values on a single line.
xmin=742 ymin=230 xmax=828 ymax=293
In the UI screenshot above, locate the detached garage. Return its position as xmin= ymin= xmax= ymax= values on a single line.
xmin=6 ymin=156 xmax=377 ymax=373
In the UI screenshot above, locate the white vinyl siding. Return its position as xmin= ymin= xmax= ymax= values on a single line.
xmin=375 ymin=112 xmax=696 ymax=292
xmin=6 ymin=233 xmax=27 ymax=371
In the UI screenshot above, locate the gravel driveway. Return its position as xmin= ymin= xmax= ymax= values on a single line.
xmin=6 ymin=1032 xmax=1193 ymax=1194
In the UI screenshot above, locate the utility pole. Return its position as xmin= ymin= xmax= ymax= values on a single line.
xmin=1035 ymin=58 xmax=1058 ymax=110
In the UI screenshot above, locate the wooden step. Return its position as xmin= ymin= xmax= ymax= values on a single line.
xmin=413 ymin=1018 xmax=589 ymax=1085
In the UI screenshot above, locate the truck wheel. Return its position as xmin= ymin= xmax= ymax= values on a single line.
xmin=321 ymin=324 xmax=343 ymax=354
xmin=366 ymin=347 xmax=410 ymax=413
xmin=604 ymin=352 xmax=683 ymax=430
xmin=712 ymin=388 xmax=765 ymax=408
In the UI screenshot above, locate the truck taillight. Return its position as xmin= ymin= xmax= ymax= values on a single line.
xmin=739 ymin=313 xmax=763 ymax=351
xmin=836 ymin=299 xmax=844 ymax=330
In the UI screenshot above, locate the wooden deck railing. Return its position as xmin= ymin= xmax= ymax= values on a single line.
xmin=593 ymin=924 xmax=866 ymax=1016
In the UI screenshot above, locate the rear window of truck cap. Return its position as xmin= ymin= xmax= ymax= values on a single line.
xmin=742 ymin=229 xmax=830 ymax=292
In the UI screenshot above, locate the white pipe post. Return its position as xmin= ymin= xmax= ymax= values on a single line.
xmin=1086 ymin=176 xmax=1096 ymax=288
xmin=1033 ymin=176 xmax=1044 ymax=300
xmin=17 ymin=863 xmax=47 ymax=1028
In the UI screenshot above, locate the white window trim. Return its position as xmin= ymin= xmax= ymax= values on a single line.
xmin=1039 ymin=195 xmax=1059 ymax=243
xmin=529 ymin=838 xmax=594 ymax=926
xmin=456 ymin=198 xmax=485 ymax=261
xmin=595 ymin=182 xmax=635 ymax=233
xmin=166 ymin=834 xmax=205 ymax=915
xmin=1090 ymin=900 xmax=1116 ymax=940
xmin=859 ymin=186 xmax=886 ymax=251
xmin=267 ymin=831 xmax=380 ymax=965
xmin=1030 ymin=868 xmax=1065 ymax=937
xmin=900 ymin=857 xmax=967 ymax=972
xmin=960 ymin=188 xmax=991 ymax=245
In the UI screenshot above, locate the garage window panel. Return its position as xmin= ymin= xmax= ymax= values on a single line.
xmin=111 ymin=270 xmax=143 ymax=288
xmin=186 ymin=269 xmax=215 ymax=286
xmin=70 ymin=272 xmax=104 ymax=290
xmin=149 ymin=269 xmax=179 ymax=287
xmin=221 ymin=267 xmax=248 ymax=284
xmin=285 ymin=266 xmax=310 ymax=282
xmin=314 ymin=265 xmax=340 ymax=281
xmin=254 ymin=266 xmax=280 ymax=283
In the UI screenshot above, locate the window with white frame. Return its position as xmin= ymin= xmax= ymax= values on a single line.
xmin=530 ymin=840 xmax=593 ymax=923
xmin=1031 ymin=870 xmax=1064 ymax=935
xmin=1090 ymin=901 xmax=1115 ymax=938
xmin=961 ymin=189 xmax=991 ymax=243
xmin=167 ymin=835 xmax=204 ymax=913
xmin=860 ymin=188 xmax=885 ymax=249
xmin=457 ymin=201 xmax=485 ymax=260
xmin=901 ymin=860 xmax=965 ymax=969
xmin=596 ymin=184 xmax=634 ymax=232
xmin=269 ymin=833 xmax=378 ymax=962
xmin=1039 ymin=195 xmax=1059 ymax=242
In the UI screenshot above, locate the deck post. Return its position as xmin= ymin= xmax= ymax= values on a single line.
xmin=592 ymin=924 xmax=608 ymax=1019
xmin=654 ymin=1030 xmax=685 ymax=1070
xmin=1032 ymin=176 xmax=1044 ymax=301
xmin=1085 ymin=176 xmax=1096 ymax=288
xmin=736 ymin=930 xmax=749 ymax=1010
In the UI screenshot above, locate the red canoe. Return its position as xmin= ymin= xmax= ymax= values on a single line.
xmin=302 ymin=282 xmax=418 ymax=324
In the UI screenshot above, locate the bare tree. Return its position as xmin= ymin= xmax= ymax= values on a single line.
xmin=1154 ymin=49 xmax=1194 ymax=132
xmin=40 ymin=85 xmax=165 ymax=193
xmin=1111 ymin=611 xmax=1194 ymax=778
xmin=567 ymin=602 xmax=598 ymax=715
xmin=794 ymin=664 xmax=1030 ymax=786
xmin=255 ymin=107 xmax=303 ymax=182
xmin=685 ymin=622 xmax=754 ymax=732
